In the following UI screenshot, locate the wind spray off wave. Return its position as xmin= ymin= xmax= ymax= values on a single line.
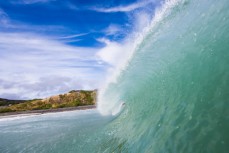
xmin=96 ymin=0 xmax=229 ymax=152
xmin=97 ymin=0 xmax=182 ymax=116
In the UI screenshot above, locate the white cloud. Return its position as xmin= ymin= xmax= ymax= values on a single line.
xmin=0 ymin=32 xmax=106 ymax=99
xmin=56 ymin=33 xmax=89 ymax=43
xmin=58 ymin=33 xmax=89 ymax=39
xmin=0 ymin=0 xmax=159 ymax=101
xmin=103 ymin=24 xmax=122 ymax=36
xmin=92 ymin=0 xmax=154 ymax=13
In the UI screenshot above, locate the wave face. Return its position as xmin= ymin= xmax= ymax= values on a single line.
xmin=97 ymin=0 xmax=229 ymax=152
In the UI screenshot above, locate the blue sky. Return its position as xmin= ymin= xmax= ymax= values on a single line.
xmin=0 ymin=0 xmax=160 ymax=99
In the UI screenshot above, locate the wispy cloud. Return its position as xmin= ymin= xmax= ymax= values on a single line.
xmin=0 ymin=32 xmax=106 ymax=99
xmin=0 ymin=8 xmax=66 ymax=33
xmin=0 ymin=5 xmax=108 ymax=99
xmin=92 ymin=0 xmax=154 ymax=13
xmin=0 ymin=8 xmax=7 ymax=16
xmin=10 ymin=0 xmax=54 ymax=5
xmin=103 ymin=24 xmax=122 ymax=36
xmin=58 ymin=33 xmax=88 ymax=39
xmin=0 ymin=8 xmax=9 ymax=25
xmin=0 ymin=0 xmax=159 ymax=100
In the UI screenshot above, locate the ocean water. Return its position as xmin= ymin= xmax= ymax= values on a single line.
xmin=0 ymin=110 xmax=112 ymax=153
xmin=1 ymin=0 xmax=229 ymax=152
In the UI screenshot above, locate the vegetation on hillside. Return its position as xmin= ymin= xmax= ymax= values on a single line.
xmin=0 ymin=98 xmax=42 ymax=106
xmin=0 ymin=90 xmax=97 ymax=113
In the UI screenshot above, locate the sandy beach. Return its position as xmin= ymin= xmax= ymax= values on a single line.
xmin=0 ymin=105 xmax=96 ymax=118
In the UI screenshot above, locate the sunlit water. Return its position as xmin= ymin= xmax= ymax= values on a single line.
xmin=0 ymin=110 xmax=112 ymax=153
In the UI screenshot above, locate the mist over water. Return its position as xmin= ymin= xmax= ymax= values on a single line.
xmin=1 ymin=0 xmax=229 ymax=152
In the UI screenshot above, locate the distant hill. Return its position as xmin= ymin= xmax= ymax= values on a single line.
xmin=0 ymin=98 xmax=42 ymax=107
xmin=0 ymin=90 xmax=97 ymax=113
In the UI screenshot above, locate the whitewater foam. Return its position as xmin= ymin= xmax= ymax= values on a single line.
xmin=97 ymin=0 xmax=181 ymax=115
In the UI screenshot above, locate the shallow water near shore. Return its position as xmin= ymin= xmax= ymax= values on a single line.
xmin=0 ymin=109 xmax=112 ymax=153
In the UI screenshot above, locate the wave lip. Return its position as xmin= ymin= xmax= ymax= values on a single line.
xmin=97 ymin=0 xmax=182 ymax=116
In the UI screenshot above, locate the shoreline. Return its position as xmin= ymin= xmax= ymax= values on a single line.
xmin=0 ymin=105 xmax=96 ymax=118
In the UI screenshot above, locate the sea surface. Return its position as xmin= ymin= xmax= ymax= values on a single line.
xmin=1 ymin=0 xmax=229 ymax=152
xmin=0 ymin=110 xmax=112 ymax=153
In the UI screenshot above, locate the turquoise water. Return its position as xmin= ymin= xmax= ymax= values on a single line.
xmin=1 ymin=0 xmax=229 ymax=152
xmin=99 ymin=0 xmax=229 ymax=152
xmin=0 ymin=110 xmax=112 ymax=153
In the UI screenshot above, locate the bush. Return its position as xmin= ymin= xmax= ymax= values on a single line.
xmin=0 ymin=107 xmax=15 ymax=113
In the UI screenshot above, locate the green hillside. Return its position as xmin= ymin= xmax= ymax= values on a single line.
xmin=0 ymin=90 xmax=97 ymax=113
